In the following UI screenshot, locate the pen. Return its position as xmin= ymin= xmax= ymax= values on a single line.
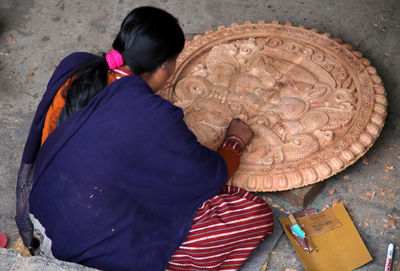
xmin=384 ymin=243 xmax=394 ymax=271
xmin=288 ymin=214 xmax=312 ymax=254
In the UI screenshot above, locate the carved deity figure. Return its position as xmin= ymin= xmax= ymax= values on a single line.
xmin=171 ymin=37 xmax=356 ymax=166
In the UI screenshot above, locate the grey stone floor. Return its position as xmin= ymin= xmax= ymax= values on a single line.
xmin=0 ymin=0 xmax=399 ymax=270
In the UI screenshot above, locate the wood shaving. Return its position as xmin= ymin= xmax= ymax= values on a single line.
xmin=360 ymin=191 xmax=376 ymax=200
xmin=385 ymin=146 xmax=398 ymax=151
xmin=321 ymin=204 xmax=330 ymax=211
xmin=365 ymin=191 xmax=376 ymax=199
xmin=364 ymin=218 xmax=374 ymax=226
xmin=384 ymin=163 xmax=394 ymax=171
xmin=8 ymin=34 xmax=16 ymax=45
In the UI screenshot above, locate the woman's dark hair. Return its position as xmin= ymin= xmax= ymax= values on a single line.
xmin=58 ymin=6 xmax=185 ymax=124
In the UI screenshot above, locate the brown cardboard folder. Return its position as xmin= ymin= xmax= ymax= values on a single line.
xmin=279 ymin=202 xmax=372 ymax=271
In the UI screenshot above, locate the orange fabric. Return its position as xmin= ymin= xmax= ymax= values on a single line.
xmin=41 ymin=72 xmax=122 ymax=146
xmin=218 ymin=147 xmax=240 ymax=181
xmin=41 ymin=78 xmax=72 ymax=146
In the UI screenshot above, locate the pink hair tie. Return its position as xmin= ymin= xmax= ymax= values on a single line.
xmin=106 ymin=49 xmax=124 ymax=69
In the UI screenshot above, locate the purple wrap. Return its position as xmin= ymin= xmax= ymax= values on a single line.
xmin=17 ymin=53 xmax=228 ymax=270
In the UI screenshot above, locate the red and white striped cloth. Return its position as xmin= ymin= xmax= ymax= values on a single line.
xmin=167 ymin=185 xmax=274 ymax=271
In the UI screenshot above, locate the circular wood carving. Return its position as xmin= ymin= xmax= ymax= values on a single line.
xmin=161 ymin=21 xmax=387 ymax=191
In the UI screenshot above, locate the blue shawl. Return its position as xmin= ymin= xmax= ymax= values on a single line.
xmin=18 ymin=53 xmax=228 ymax=270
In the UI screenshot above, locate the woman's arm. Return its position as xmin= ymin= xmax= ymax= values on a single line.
xmin=218 ymin=119 xmax=254 ymax=182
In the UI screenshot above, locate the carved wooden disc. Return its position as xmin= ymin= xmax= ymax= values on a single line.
xmin=161 ymin=21 xmax=387 ymax=191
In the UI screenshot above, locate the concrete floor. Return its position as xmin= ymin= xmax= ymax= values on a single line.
xmin=0 ymin=0 xmax=399 ymax=270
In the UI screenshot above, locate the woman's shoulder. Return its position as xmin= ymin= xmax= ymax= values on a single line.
xmin=47 ymin=52 xmax=101 ymax=90
xmin=101 ymin=75 xmax=185 ymax=128
xmin=55 ymin=52 xmax=100 ymax=76
xmin=118 ymin=76 xmax=183 ymax=113
xmin=59 ymin=52 xmax=99 ymax=66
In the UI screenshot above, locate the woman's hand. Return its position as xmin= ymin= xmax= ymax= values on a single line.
xmin=225 ymin=118 xmax=254 ymax=145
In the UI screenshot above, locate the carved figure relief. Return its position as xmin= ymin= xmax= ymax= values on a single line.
xmin=161 ymin=22 xmax=387 ymax=191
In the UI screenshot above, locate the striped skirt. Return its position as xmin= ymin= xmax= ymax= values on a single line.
xmin=167 ymin=186 xmax=274 ymax=271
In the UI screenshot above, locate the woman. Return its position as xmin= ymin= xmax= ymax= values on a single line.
xmin=16 ymin=6 xmax=273 ymax=271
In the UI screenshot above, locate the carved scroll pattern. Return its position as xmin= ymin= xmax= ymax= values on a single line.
xmin=162 ymin=22 xmax=387 ymax=191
